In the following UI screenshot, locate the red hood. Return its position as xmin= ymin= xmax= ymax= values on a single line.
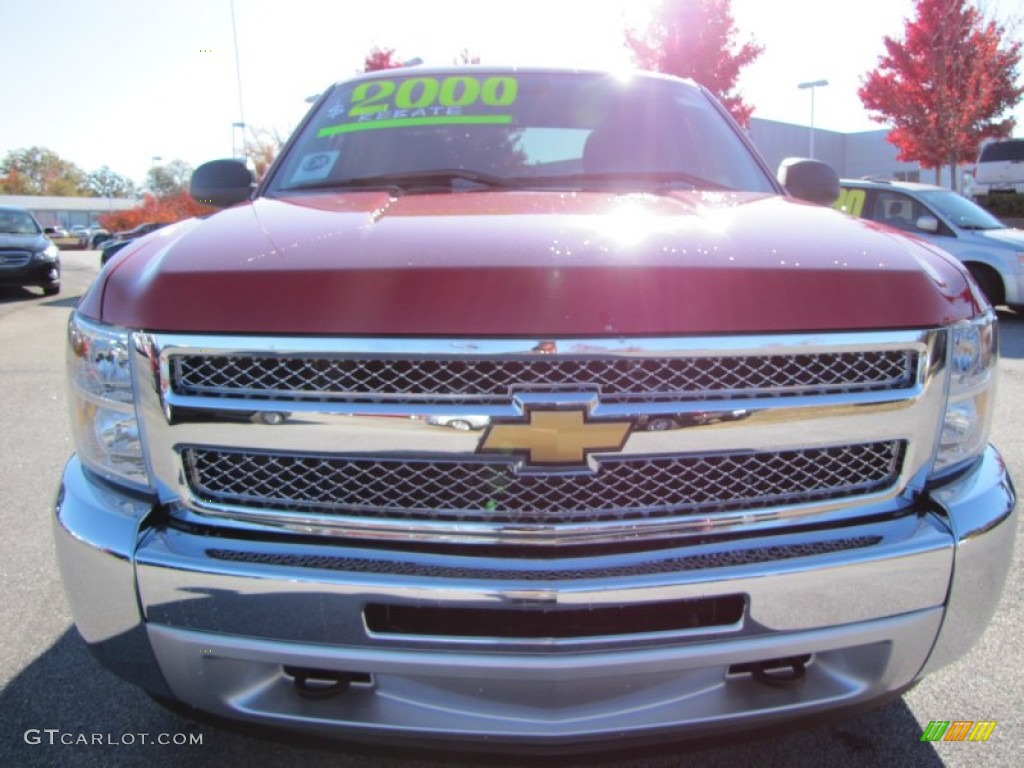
xmin=83 ymin=190 xmax=982 ymax=335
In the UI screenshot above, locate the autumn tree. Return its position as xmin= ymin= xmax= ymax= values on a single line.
xmin=0 ymin=146 xmax=89 ymax=196
xmin=98 ymin=191 xmax=214 ymax=232
xmin=362 ymin=46 xmax=404 ymax=73
xmin=625 ymin=0 xmax=762 ymax=126
xmin=859 ymin=0 xmax=1023 ymax=189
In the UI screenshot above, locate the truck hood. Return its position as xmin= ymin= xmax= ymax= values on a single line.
xmin=84 ymin=190 xmax=982 ymax=335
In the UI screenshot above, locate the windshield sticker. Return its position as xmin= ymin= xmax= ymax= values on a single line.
xmin=289 ymin=150 xmax=340 ymax=184
xmin=317 ymin=75 xmax=518 ymax=137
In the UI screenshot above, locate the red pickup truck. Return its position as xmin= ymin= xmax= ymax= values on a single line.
xmin=56 ymin=67 xmax=1015 ymax=751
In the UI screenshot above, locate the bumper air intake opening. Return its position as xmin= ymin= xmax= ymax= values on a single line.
xmin=728 ymin=654 xmax=811 ymax=688
xmin=282 ymin=666 xmax=373 ymax=699
xmin=364 ymin=595 xmax=745 ymax=639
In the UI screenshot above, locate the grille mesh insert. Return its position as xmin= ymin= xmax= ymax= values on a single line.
xmin=207 ymin=536 xmax=883 ymax=580
xmin=172 ymin=350 xmax=916 ymax=404
xmin=184 ymin=441 xmax=904 ymax=525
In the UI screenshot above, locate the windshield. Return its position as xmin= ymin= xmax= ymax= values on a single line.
xmin=917 ymin=190 xmax=1005 ymax=231
xmin=267 ymin=70 xmax=776 ymax=196
xmin=0 ymin=209 xmax=42 ymax=235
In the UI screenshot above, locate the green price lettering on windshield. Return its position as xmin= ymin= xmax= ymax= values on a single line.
xmin=348 ymin=75 xmax=518 ymax=116
xmin=318 ymin=75 xmax=519 ymax=137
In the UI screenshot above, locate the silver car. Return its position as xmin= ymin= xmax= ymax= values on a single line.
xmin=837 ymin=179 xmax=1024 ymax=308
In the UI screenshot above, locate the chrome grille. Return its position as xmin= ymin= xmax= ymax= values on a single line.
xmin=183 ymin=442 xmax=904 ymax=525
xmin=0 ymin=250 xmax=31 ymax=268
xmin=171 ymin=350 xmax=916 ymax=404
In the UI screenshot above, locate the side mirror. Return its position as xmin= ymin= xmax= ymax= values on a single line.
xmin=43 ymin=227 xmax=57 ymax=235
xmin=190 ymin=159 xmax=254 ymax=208
xmin=777 ymin=158 xmax=840 ymax=205
xmin=916 ymin=215 xmax=940 ymax=233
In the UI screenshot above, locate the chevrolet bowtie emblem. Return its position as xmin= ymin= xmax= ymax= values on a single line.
xmin=478 ymin=408 xmax=632 ymax=466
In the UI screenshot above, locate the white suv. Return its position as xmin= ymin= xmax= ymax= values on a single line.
xmin=968 ymin=138 xmax=1024 ymax=197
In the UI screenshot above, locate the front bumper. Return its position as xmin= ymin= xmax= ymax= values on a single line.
xmin=0 ymin=258 xmax=60 ymax=289
xmin=54 ymin=448 xmax=1016 ymax=749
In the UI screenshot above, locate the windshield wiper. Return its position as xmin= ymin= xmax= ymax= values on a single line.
xmin=285 ymin=168 xmax=515 ymax=192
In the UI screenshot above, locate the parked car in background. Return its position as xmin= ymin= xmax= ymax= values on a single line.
xmin=78 ymin=225 xmax=110 ymax=249
xmin=835 ymin=178 xmax=1024 ymax=308
xmin=426 ymin=414 xmax=490 ymax=431
xmin=100 ymin=222 xmax=167 ymax=264
xmin=0 ymin=205 xmax=61 ymax=295
xmin=43 ymin=226 xmax=81 ymax=249
xmin=967 ymin=137 xmax=1024 ymax=197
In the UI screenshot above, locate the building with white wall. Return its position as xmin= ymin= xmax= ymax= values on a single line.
xmin=748 ymin=118 xmax=963 ymax=188
xmin=0 ymin=195 xmax=137 ymax=229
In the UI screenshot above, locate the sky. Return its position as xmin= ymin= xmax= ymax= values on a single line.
xmin=2 ymin=0 xmax=1024 ymax=187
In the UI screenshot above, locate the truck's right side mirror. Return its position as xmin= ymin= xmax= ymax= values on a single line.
xmin=777 ymin=158 xmax=840 ymax=205
xmin=190 ymin=159 xmax=254 ymax=208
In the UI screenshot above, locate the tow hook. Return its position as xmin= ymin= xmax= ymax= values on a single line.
xmin=729 ymin=654 xmax=810 ymax=688
xmin=751 ymin=656 xmax=808 ymax=688
xmin=283 ymin=666 xmax=371 ymax=699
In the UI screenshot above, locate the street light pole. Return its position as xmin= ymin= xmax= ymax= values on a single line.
xmin=797 ymin=79 xmax=829 ymax=159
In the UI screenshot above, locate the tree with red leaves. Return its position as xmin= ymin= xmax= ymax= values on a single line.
xmin=859 ymin=0 xmax=1023 ymax=189
xmin=362 ymin=46 xmax=404 ymax=73
xmin=98 ymin=191 xmax=214 ymax=233
xmin=625 ymin=0 xmax=762 ymax=126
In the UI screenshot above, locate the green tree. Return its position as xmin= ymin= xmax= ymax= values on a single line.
xmin=146 ymin=159 xmax=193 ymax=197
xmin=0 ymin=146 xmax=89 ymax=195
xmin=86 ymin=166 xmax=136 ymax=198
xmin=625 ymin=0 xmax=762 ymax=126
xmin=859 ymin=0 xmax=1023 ymax=189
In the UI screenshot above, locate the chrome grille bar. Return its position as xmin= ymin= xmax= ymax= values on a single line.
xmin=172 ymin=349 xmax=916 ymax=404
xmin=0 ymin=250 xmax=32 ymax=268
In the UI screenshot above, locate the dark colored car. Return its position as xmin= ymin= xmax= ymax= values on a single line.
xmin=0 ymin=206 xmax=61 ymax=295
xmin=100 ymin=222 xmax=168 ymax=264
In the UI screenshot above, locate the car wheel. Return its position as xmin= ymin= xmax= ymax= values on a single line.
xmin=449 ymin=419 xmax=473 ymax=431
xmin=256 ymin=411 xmax=287 ymax=425
xmin=645 ymin=417 xmax=675 ymax=431
xmin=967 ymin=264 xmax=1005 ymax=308
xmin=42 ymin=283 xmax=60 ymax=296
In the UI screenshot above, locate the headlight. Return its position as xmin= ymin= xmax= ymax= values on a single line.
xmin=36 ymin=244 xmax=59 ymax=261
xmin=933 ymin=311 xmax=998 ymax=475
xmin=67 ymin=313 xmax=150 ymax=489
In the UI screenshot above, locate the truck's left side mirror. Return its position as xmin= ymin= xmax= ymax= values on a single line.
xmin=190 ymin=159 xmax=254 ymax=208
xmin=777 ymin=158 xmax=840 ymax=205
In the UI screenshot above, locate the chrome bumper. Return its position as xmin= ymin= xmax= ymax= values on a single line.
xmin=54 ymin=447 xmax=1016 ymax=747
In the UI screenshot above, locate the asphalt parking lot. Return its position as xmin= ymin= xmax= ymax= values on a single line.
xmin=0 ymin=250 xmax=1020 ymax=767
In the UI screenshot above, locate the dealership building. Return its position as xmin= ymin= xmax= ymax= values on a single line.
xmin=0 ymin=194 xmax=136 ymax=229
xmin=748 ymin=118 xmax=963 ymax=188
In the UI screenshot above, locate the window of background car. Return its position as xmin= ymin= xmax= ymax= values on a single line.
xmin=917 ymin=190 xmax=1004 ymax=231
xmin=267 ymin=71 xmax=776 ymax=195
xmin=0 ymin=209 xmax=42 ymax=235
